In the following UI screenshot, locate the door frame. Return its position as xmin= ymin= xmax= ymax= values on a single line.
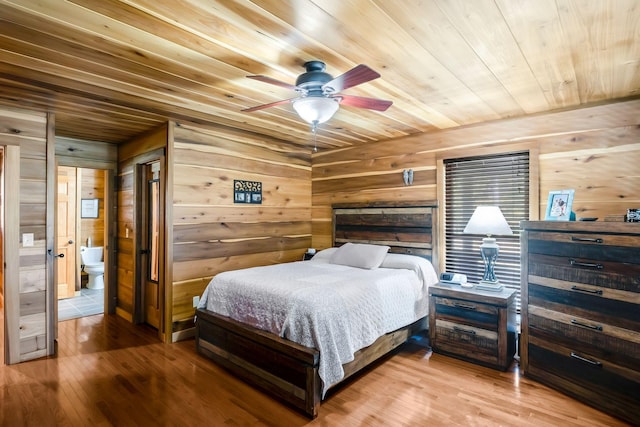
xmin=52 ymin=162 xmax=117 ymax=331
xmin=4 ymin=145 xmax=20 ymax=364
xmin=133 ymin=152 xmax=165 ymax=341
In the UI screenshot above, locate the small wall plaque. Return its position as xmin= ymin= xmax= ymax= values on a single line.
xmin=81 ymin=198 xmax=99 ymax=218
xmin=234 ymin=180 xmax=262 ymax=204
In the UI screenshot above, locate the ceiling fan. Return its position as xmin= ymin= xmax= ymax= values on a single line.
xmin=242 ymin=61 xmax=392 ymax=126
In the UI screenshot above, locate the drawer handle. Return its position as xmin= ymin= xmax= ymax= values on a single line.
xmin=453 ymin=303 xmax=477 ymax=310
xmin=571 ymin=236 xmax=604 ymax=244
xmin=570 ymin=319 xmax=603 ymax=331
xmin=453 ymin=326 xmax=476 ymax=335
xmin=570 ymin=285 xmax=603 ymax=295
xmin=570 ymin=352 xmax=602 ymax=367
xmin=570 ymin=258 xmax=603 ymax=270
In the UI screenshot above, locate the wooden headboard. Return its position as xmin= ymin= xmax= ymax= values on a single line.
xmin=332 ymin=200 xmax=438 ymax=268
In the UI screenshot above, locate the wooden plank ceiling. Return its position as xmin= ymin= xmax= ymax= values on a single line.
xmin=0 ymin=0 xmax=638 ymax=152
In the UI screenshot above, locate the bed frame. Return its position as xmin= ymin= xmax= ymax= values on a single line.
xmin=195 ymin=201 xmax=438 ymax=418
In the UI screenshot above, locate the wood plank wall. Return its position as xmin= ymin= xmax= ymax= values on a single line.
xmin=116 ymin=125 xmax=168 ymax=321
xmin=170 ymin=122 xmax=312 ymax=337
xmin=312 ymin=98 xmax=640 ymax=267
xmin=0 ymin=106 xmax=49 ymax=362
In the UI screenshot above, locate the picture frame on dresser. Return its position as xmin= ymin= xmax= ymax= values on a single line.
xmin=544 ymin=189 xmax=574 ymax=221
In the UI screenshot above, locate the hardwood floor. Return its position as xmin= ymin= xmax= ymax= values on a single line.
xmin=0 ymin=314 xmax=629 ymax=426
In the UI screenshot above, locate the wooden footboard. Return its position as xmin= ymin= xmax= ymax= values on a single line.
xmin=195 ymin=308 xmax=426 ymax=418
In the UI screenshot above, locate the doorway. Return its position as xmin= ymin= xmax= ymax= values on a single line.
xmin=56 ymin=166 xmax=107 ymax=321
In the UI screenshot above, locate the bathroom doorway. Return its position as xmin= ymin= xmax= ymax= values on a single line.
xmin=56 ymin=166 xmax=107 ymax=321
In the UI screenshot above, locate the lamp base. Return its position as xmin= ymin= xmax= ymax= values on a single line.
xmin=475 ymin=280 xmax=504 ymax=292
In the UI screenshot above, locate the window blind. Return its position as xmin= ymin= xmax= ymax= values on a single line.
xmin=444 ymin=152 xmax=529 ymax=310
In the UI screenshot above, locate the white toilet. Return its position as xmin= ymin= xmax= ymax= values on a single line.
xmin=80 ymin=246 xmax=104 ymax=289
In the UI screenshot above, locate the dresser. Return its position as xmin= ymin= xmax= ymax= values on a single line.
xmin=521 ymin=221 xmax=640 ymax=425
xmin=429 ymin=284 xmax=517 ymax=370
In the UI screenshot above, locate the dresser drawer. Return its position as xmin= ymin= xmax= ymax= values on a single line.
xmin=527 ymin=279 xmax=640 ymax=331
xmin=527 ymin=230 xmax=640 ymax=261
xmin=528 ymin=255 xmax=640 ymax=294
xmin=528 ymin=336 xmax=640 ymax=425
xmin=527 ymin=306 xmax=640 ymax=372
xmin=527 ymin=231 xmax=640 ymax=293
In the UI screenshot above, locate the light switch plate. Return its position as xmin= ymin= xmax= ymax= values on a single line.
xmin=23 ymin=233 xmax=34 ymax=247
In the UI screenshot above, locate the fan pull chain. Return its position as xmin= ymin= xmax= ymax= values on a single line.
xmin=311 ymin=120 xmax=319 ymax=152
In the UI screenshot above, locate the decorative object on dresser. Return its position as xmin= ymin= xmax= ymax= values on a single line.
xmin=627 ymin=208 xmax=640 ymax=222
xmin=544 ymin=189 xmax=574 ymax=221
xmin=520 ymin=221 xmax=640 ymax=426
xmin=463 ymin=206 xmax=513 ymax=291
xmin=429 ymin=284 xmax=517 ymax=371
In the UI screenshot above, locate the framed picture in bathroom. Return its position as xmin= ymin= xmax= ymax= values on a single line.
xmin=81 ymin=198 xmax=99 ymax=218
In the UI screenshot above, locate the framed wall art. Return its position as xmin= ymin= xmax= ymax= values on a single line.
xmin=544 ymin=189 xmax=574 ymax=221
xmin=234 ymin=179 xmax=262 ymax=204
xmin=81 ymin=198 xmax=99 ymax=218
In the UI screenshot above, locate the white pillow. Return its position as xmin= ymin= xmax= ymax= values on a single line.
xmin=307 ymin=247 xmax=338 ymax=263
xmin=329 ymin=243 xmax=390 ymax=269
xmin=380 ymin=253 xmax=439 ymax=287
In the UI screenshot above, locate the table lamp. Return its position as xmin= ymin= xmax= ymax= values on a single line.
xmin=463 ymin=206 xmax=513 ymax=291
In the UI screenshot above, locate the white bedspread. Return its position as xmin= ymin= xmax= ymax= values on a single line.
xmin=198 ymin=254 xmax=438 ymax=396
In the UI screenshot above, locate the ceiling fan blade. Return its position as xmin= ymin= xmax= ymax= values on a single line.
xmin=242 ymin=98 xmax=295 ymax=112
xmin=323 ymin=64 xmax=381 ymax=93
xmin=337 ymin=94 xmax=392 ymax=111
xmin=247 ymin=75 xmax=299 ymax=91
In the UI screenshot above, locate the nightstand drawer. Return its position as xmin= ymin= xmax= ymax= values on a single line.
xmin=433 ymin=319 xmax=498 ymax=362
xmin=433 ymin=296 xmax=499 ymax=330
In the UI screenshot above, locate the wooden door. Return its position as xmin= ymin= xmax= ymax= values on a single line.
xmin=140 ymin=161 xmax=161 ymax=329
xmin=57 ymin=167 xmax=77 ymax=300
xmin=0 ymin=148 xmax=4 ymax=365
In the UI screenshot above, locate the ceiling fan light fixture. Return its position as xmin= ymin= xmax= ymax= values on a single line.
xmin=292 ymin=96 xmax=340 ymax=124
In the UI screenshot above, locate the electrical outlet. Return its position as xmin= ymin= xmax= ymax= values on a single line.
xmin=23 ymin=233 xmax=34 ymax=247
xmin=192 ymin=296 xmax=200 ymax=307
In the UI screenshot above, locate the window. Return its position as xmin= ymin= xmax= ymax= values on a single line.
xmin=444 ymin=151 xmax=529 ymax=310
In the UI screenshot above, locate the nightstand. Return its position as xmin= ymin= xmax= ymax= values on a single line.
xmin=429 ymin=283 xmax=517 ymax=370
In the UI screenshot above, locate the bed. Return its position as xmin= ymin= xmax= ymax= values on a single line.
xmin=195 ymin=201 xmax=438 ymax=418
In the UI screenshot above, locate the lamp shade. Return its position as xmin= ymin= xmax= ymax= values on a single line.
xmin=292 ymin=96 xmax=340 ymax=124
xmin=463 ymin=206 xmax=513 ymax=236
